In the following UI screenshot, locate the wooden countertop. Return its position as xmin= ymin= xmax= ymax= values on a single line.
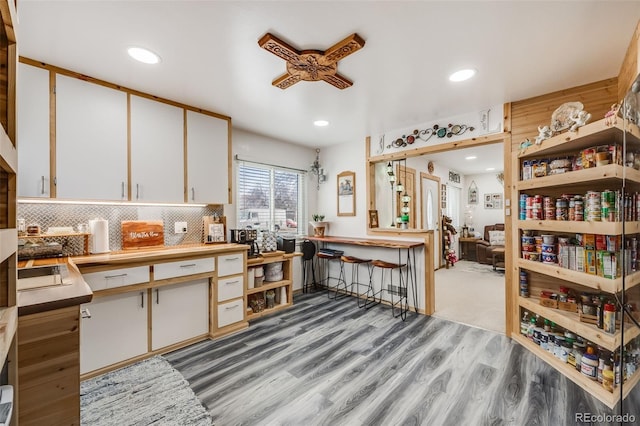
xmin=17 ymin=258 xmax=93 ymax=316
xmin=17 ymin=243 xmax=249 ymax=316
xmin=72 ymin=243 xmax=249 ymax=268
xmin=306 ymin=235 xmax=424 ymax=249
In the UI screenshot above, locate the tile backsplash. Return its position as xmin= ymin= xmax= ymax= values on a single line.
xmin=18 ymin=202 xmax=224 ymax=255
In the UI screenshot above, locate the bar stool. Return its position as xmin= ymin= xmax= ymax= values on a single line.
xmin=301 ymin=240 xmax=318 ymax=293
xmin=316 ymin=251 xmax=345 ymax=299
xmin=369 ymin=259 xmax=408 ymax=320
xmin=340 ymin=255 xmax=372 ymax=307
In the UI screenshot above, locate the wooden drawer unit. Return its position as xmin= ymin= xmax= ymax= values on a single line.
xmin=217 ymin=299 xmax=244 ymax=328
xmin=153 ymin=257 xmax=215 ymax=281
xmin=217 ymin=253 xmax=244 ymax=277
xmin=82 ymin=265 xmax=149 ymax=291
xmin=217 ymin=275 xmax=244 ymax=302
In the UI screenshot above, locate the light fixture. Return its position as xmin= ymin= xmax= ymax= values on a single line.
xmin=310 ymin=148 xmax=327 ymax=190
xmin=314 ymin=120 xmax=329 ymax=127
xmin=465 ymin=156 xmax=477 ymax=160
xmin=396 ymin=182 xmax=404 ymax=193
xmin=449 ymin=68 xmax=476 ymax=82
xmin=486 ymin=167 xmax=496 ymax=171
xmin=127 ymin=46 xmax=161 ymax=64
xmin=386 ymin=162 xmax=394 ymax=175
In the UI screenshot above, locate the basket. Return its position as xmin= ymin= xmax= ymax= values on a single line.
xmin=265 ymin=262 xmax=283 ymax=282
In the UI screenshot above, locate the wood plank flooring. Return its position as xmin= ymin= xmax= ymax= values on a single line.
xmin=166 ymin=292 xmax=640 ymax=425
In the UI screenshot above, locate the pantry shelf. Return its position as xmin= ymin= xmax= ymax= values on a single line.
xmin=246 ymin=302 xmax=292 ymax=320
xmin=518 ymin=296 xmax=640 ymax=352
xmin=518 ymin=120 xmax=640 ymax=159
xmin=511 ymin=333 xmax=621 ymax=408
xmin=517 ymin=164 xmax=640 ymax=191
xmin=516 ymin=220 xmax=640 ymax=234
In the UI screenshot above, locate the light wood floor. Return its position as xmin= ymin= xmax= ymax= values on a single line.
xmin=166 ymin=292 xmax=640 ymax=425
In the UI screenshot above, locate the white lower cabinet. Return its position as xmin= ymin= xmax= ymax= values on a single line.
xmin=217 ymin=299 xmax=244 ymax=328
xmin=151 ymin=279 xmax=210 ymax=350
xmin=80 ymin=291 xmax=148 ymax=374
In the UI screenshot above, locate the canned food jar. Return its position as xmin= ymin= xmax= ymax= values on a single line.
xmin=581 ymin=353 xmax=599 ymax=379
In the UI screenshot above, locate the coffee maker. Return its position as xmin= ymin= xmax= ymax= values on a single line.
xmin=230 ymin=228 xmax=260 ymax=258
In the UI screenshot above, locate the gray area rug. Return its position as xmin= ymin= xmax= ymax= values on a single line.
xmin=81 ymin=355 xmax=212 ymax=426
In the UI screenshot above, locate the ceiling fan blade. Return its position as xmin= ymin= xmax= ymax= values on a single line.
xmin=324 ymin=33 xmax=365 ymax=63
xmin=258 ymin=33 xmax=301 ymax=63
xmin=321 ymin=73 xmax=353 ymax=90
xmin=273 ymin=73 xmax=301 ymax=90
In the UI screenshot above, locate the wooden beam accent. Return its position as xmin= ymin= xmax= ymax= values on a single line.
xmin=49 ymin=70 xmax=57 ymax=197
xmin=503 ymin=102 xmax=515 ymax=338
xmin=618 ymin=20 xmax=640 ymax=102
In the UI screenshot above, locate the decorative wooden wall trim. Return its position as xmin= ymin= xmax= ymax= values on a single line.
xmin=618 ymin=20 xmax=640 ymax=102
xmin=510 ymin=78 xmax=618 ymax=150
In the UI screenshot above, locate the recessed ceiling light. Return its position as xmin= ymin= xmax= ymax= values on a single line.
xmin=465 ymin=156 xmax=477 ymax=160
xmin=486 ymin=167 xmax=496 ymax=171
xmin=128 ymin=47 xmax=161 ymax=64
xmin=449 ymin=68 xmax=476 ymax=82
xmin=314 ymin=120 xmax=329 ymax=127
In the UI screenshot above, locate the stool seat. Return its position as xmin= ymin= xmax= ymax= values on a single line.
xmin=341 ymin=255 xmax=371 ymax=264
xmin=371 ymin=260 xmax=406 ymax=269
xmin=317 ymin=252 xmax=341 ymax=260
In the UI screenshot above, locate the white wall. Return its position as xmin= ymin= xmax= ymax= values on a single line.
xmin=463 ymin=172 xmax=505 ymax=237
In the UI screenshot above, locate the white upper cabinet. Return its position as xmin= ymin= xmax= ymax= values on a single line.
xmin=17 ymin=63 xmax=50 ymax=198
xmin=56 ymin=74 xmax=128 ymax=200
xmin=130 ymin=95 xmax=184 ymax=203
xmin=186 ymin=110 xmax=229 ymax=204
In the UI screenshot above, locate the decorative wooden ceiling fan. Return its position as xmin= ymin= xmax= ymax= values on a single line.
xmin=258 ymin=32 xmax=365 ymax=90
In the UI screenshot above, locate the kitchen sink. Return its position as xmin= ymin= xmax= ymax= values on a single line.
xmin=17 ymin=264 xmax=73 ymax=291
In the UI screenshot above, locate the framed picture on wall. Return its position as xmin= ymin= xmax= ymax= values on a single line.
xmin=441 ymin=184 xmax=447 ymax=209
xmin=468 ymin=180 xmax=478 ymax=204
xmin=484 ymin=193 xmax=503 ymax=209
xmin=337 ymin=170 xmax=356 ymax=216
xmin=368 ymin=209 xmax=379 ymax=228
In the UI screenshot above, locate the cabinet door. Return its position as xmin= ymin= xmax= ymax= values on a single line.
xmin=17 ymin=63 xmax=50 ymax=198
xmin=56 ymin=75 xmax=128 ymax=200
xmin=151 ymin=279 xmax=209 ymax=350
xmin=130 ymin=95 xmax=184 ymax=203
xmin=80 ymin=291 xmax=148 ymax=374
xmin=186 ymin=110 xmax=229 ymax=203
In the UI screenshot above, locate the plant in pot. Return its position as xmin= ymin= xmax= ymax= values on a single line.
xmin=310 ymin=214 xmax=328 ymax=237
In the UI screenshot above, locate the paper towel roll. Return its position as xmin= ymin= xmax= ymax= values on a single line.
xmin=89 ymin=218 xmax=110 ymax=254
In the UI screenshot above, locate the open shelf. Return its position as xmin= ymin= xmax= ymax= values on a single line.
xmin=517 ymin=164 xmax=640 ymax=191
xmin=517 ymin=219 xmax=640 ymax=234
xmin=246 ymin=279 xmax=292 ymax=295
xmin=512 ymin=333 xmax=624 ymax=408
xmin=517 ymin=258 xmax=636 ymax=293
xmin=518 ymin=119 xmax=640 ymax=159
xmin=519 ymin=296 xmax=640 ymax=352
xmin=246 ymin=302 xmax=292 ymax=320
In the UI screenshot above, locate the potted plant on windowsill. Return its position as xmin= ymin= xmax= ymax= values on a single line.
xmin=310 ymin=214 xmax=328 ymax=237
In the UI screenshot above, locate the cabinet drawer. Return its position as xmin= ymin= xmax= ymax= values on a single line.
xmin=217 ymin=253 xmax=244 ymax=277
xmin=217 ymin=299 xmax=244 ymax=328
xmin=217 ymin=276 xmax=244 ymax=302
xmin=154 ymin=257 xmax=215 ymax=281
xmin=82 ymin=266 xmax=149 ymax=291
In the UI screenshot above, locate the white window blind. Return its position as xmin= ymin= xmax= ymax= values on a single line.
xmin=236 ymin=159 xmax=306 ymax=236
xmin=446 ymin=185 xmax=461 ymax=229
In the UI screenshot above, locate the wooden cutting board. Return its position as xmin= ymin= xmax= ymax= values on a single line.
xmin=121 ymin=220 xmax=164 ymax=250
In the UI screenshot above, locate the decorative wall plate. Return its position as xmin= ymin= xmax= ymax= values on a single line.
xmin=427 ymin=161 xmax=434 ymax=174
xmin=386 ymin=123 xmax=475 ymax=149
xmin=551 ymin=102 xmax=583 ymax=132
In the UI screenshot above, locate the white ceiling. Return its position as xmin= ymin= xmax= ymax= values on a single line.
xmin=17 ymin=1 xmax=640 ymax=150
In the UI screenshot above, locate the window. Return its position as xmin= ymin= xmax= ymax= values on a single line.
xmin=446 ymin=185 xmax=461 ymax=229
xmin=236 ymin=160 xmax=306 ymax=236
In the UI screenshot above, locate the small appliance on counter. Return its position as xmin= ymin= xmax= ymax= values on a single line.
xmin=230 ymin=228 xmax=260 ymax=258
xmin=277 ymin=236 xmax=296 ymax=253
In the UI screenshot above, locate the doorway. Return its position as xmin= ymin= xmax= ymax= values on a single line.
xmin=420 ymin=172 xmax=441 ymax=269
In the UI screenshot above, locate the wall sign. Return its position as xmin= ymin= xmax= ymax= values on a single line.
xmin=448 ymin=171 xmax=460 ymax=183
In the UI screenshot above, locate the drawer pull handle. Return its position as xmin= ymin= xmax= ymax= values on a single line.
xmin=141 ymin=292 xmax=145 ymax=308
xmin=105 ymin=273 xmax=128 ymax=279
xmin=225 ymin=280 xmax=239 ymax=285
xmin=81 ymin=308 xmax=91 ymax=319
xmin=122 ymin=181 xmax=125 ymax=198
xmin=180 ymin=263 xmax=197 ymax=268
xmin=225 ymin=257 xmax=240 ymax=261
xmin=225 ymin=305 xmax=239 ymax=310
xmin=41 ymin=176 xmax=45 ymax=194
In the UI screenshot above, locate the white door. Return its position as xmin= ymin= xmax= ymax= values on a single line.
xmin=56 ymin=74 xmax=128 ymax=200
xmin=186 ymin=110 xmax=229 ymax=204
xmin=151 ymin=279 xmax=209 ymax=350
xmin=130 ymin=95 xmax=184 ymax=203
xmin=80 ymin=291 xmax=148 ymax=374
xmin=421 ymin=174 xmax=441 ymax=268
xmin=17 ymin=63 xmax=50 ymax=198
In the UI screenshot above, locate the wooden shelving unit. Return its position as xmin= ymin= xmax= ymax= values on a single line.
xmin=245 ymin=252 xmax=296 ymax=320
xmin=0 ymin=2 xmax=17 ymax=424
xmin=515 ymin=117 xmax=640 ymax=408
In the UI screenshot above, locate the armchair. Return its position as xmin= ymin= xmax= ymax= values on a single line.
xmin=476 ymin=224 xmax=505 ymax=264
